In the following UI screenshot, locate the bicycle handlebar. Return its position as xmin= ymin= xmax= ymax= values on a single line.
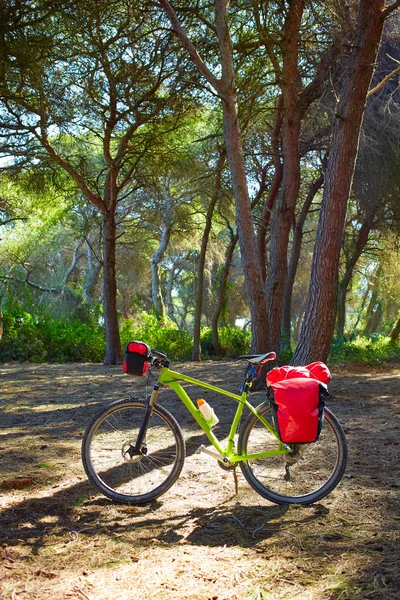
xmin=150 ymin=349 xmax=170 ymax=368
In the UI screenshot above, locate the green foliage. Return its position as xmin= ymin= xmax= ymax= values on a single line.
xmin=329 ymin=335 xmax=400 ymax=364
xmin=120 ymin=313 xmax=193 ymax=361
xmin=0 ymin=309 xmax=105 ymax=363
xmin=200 ymin=326 xmax=251 ymax=358
xmin=278 ymin=348 xmax=294 ymax=364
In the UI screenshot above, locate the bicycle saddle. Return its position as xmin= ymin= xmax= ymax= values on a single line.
xmin=236 ymin=352 xmax=276 ymax=364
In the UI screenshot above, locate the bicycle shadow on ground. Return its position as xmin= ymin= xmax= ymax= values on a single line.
xmin=0 ymin=464 xmax=330 ymax=553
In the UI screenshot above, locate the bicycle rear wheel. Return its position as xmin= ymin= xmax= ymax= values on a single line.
xmin=82 ymin=398 xmax=185 ymax=504
xmin=238 ymin=402 xmax=347 ymax=505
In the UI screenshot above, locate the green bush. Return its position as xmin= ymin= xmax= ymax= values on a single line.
xmin=329 ymin=335 xmax=400 ymax=364
xmin=3 ymin=305 xmax=398 ymax=366
xmin=0 ymin=309 xmax=105 ymax=363
xmin=200 ymin=325 xmax=251 ymax=358
xmin=199 ymin=327 xmax=214 ymax=356
xmin=120 ymin=313 xmax=193 ymax=361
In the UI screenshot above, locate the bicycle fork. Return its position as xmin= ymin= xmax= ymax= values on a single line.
xmin=128 ymin=384 xmax=160 ymax=457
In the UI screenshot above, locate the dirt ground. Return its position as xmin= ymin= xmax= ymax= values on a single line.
xmin=0 ymin=360 xmax=399 ymax=600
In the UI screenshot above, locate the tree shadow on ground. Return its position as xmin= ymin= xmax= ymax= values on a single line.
xmin=3 ymin=468 xmax=335 ymax=552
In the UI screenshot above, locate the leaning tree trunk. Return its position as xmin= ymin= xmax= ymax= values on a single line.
xmin=103 ymin=210 xmax=121 ymax=365
xmin=151 ymin=221 xmax=172 ymax=320
xmin=222 ymin=92 xmax=270 ymax=352
xmin=215 ymin=0 xmax=270 ymax=352
xmin=389 ymin=312 xmax=400 ymax=343
xmin=281 ymin=174 xmax=324 ymax=350
xmin=192 ymin=150 xmax=225 ymax=361
xmin=160 ymin=0 xmax=270 ymax=353
xmin=83 ymin=241 xmax=102 ymax=305
xmin=336 ymin=218 xmax=373 ymax=339
xmin=292 ymin=0 xmax=388 ymax=365
xmin=166 ymin=263 xmax=179 ymax=325
xmin=364 ymin=267 xmax=382 ymax=334
xmin=257 ymin=95 xmax=283 ymax=281
xmin=264 ymin=0 xmax=304 ymax=355
xmin=211 ymin=232 xmax=238 ymax=356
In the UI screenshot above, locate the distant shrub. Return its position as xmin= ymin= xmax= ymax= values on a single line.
xmin=3 ymin=305 xmax=398 ymax=366
xmin=120 ymin=313 xmax=193 ymax=361
xmin=278 ymin=348 xmax=293 ymax=364
xmin=0 ymin=308 xmax=105 ymax=363
xmin=199 ymin=328 xmax=214 ymax=356
xmin=329 ymin=335 xmax=400 ymax=364
xmin=200 ymin=326 xmax=251 ymax=358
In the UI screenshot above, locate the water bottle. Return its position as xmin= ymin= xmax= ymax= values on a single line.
xmin=196 ymin=398 xmax=219 ymax=428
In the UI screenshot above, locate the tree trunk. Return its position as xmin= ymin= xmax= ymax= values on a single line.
xmin=151 ymin=219 xmax=172 ymax=319
xmin=103 ymin=211 xmax=121 ymax=364
xmin=281 ymin=174 xmax=324 ymax=350
xmin=353 ymin=280 xmax=372 ymax=331
xmin=292 ymin=0 xmax=387 ymax=365
xmin=336 ymin=219 xmax=373 ymax=339
xmin=222 ymin=92 xmax=270 ymax=351
xmin=389 ymin=312 xmax=400 ymax=343
xmin=83 ymin=241 xmax=102 ymax=304
xmin=211 ymin=232 xmax=238 ymax=356
xmin=160 ymin=0 xmax=270 ymax=353
xmin=257 ymin=95 xmax=284 ymax=280
xmin=166 ymin=263 xmax=179 ymax=325
xmin=215 ymin=0 xmax=269 ymax=352
xmin=364 ymin=267 xmax=382 ymax=334
xmin=192 ymin=150 xmax=226 ymax=360
xmin=264 ymin=0 xmax=304 ymax=354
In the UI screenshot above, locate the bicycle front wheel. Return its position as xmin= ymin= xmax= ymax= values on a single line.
xmin=238 ymin=403 xmax=347 ymax=505
xmin=82 ymin=398 xmax=185 ymax=504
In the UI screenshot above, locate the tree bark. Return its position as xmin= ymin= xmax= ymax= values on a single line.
xmin=151 ymin=223 xmax=172 ymax=319
xmin=83 ymin=241 xmax=102 ymax=304
xmin=364 ymin=266 xmax=382 ymax=335
xmin=211 ymin=232 xmax=238 ymax=356
xmin=166 ymin=263 xmax=178 ymax=325
xmin=103 ymin=210 xmax=121 ymax=364
xmin=292 ymin=0 xmax=387 ymax=365
xmin=389 ymin=312 xmax=400 ymax=343
xmin=281 ymin=174 xmax=324 ymax=350
xmin=257 ymin=95 xmax=283 ymax=280
xmin=192 ymin=150 xmax=226 ymax=360
xmin=336 ymin=218 xmax=373 ymax=339
xmin=215 ymin=1 xmax=269 ymax=352
xmin=264 ymin=0 xmax=305 ymax=354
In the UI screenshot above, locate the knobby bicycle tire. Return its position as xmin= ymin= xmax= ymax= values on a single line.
xmin=238 ymin=403 xmax=347 ymax=505
xmin=82 ymin=398 xmax=185 ymax=504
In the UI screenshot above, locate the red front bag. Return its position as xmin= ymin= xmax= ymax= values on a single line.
xmin=123 ymin=341 xmax=151 ymax=376
xmin=270 ymin=377 xmax=325 ymax=444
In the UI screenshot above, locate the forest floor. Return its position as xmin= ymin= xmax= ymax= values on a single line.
xmin=0 ymin=360 xmax=399 ymax=600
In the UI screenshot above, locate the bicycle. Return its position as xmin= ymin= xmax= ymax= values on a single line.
xmin=81 ymin=350 xmax=347 ymax=506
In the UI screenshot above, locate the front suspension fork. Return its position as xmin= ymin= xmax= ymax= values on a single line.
xmin=131 ymin=384 xmax=160 ymax=454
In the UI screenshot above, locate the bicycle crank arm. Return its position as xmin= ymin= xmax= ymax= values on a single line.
xmin=197 ymin=444 xmax=230 ymax=465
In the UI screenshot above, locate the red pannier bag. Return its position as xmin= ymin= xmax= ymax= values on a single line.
xmin=123 ymin=341 xmax=151 ymax=376
xmin=269 ymin=378 xmax=326 ymax=444
xmin=267 ymin=361 xmax=331 ymax=385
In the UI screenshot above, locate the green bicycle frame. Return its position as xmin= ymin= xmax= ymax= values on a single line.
xmin=156 ymin=366 xmax=290 ymax=463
